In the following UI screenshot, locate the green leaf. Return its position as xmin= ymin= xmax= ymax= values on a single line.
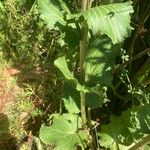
xmin=63 ymin=81 xmax=107 ymax=109
xmin=58 ymin=26 xmax=80 ymax=49
xmin=137 ymin=104 xmax=150 ymax=134
xmin=63 ymin=97 xmax=80 ymax=114
xmin=84 ymin=1 xmax=133 ymax=43
xmin=85 ymin=92 xmax=103 ymax=108
xmin=86 ymin=85 xmax=108 ymax=108
xmin=76 ymin=83 xmax=89 ymax=93
xmin=100 ymin=111 xmax=133 ymax=146
xmin=99 ymin=104 xmax=150 ymax=150
xmin=85 ymin=36 xmax=120 ymax=86
xmin=38 ymin=0 xmax=66 ymax=29
xmin=67 ymin=1 xmax=133 ymax=44
xmin=54 ymin=56 xmax=74 ymax=80
xmin=143 ymin=144 xmax=150 ymax=150
xmin=58 ymin=0 xmax=71 ymax=14
xmin=99 ymin=104 xmax=150 ymax=148
xmin=63 ymin=80 xmax=80 ymax=106
xmin=129 ymin=104 xmax=150 ymax=134
xmin=100 ymin=0 xmax=125 ymax=5
xmin=40 ymin=114 xmax=87 ymax=150
xmin=98 ymin=133 xmax=114 ymax=148
xmin=0 ymin=2 xmax=5 ymax=12
xmin=99 ymin=134 xmax=134 ymax=150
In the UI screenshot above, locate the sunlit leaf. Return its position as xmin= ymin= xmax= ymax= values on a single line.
xmin=40 ymin=114 xmax=87 ymax=150
xmin=54 ymin=56 xmax=75 ymax=80
xmin=67 ymin=1 xmax=133 ymax=44
xmin=76 ymin=83 xmax=89 ymax=93
xmin=0 ymin=2 xmax=5 ymax=12
xmin=38 ymin=0 xmax=67 ymax=29
xmin=82 ymin=1 xmax=133 ymax=44
xmin=99 ymin=133 xmax=114 ymax=148
xmin=63 ymin=97 xmax=80 ymax=114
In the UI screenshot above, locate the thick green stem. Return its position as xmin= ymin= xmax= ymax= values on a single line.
xmin=80 ymin=0 xmax=88 ymax=127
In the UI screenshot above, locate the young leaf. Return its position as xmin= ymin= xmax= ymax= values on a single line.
xmin=38 ymin=0 xmax=67 ymax=29
xmin=40 ymin=114 xmax=87 ymax=150
xmin=85 ymin=36 xmax=120 ymax=87
xmin=54 ymin=56 xmax=75 ymax=80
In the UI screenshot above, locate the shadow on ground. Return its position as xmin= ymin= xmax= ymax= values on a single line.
xmin=0 ymin=113 xmax=17 ymax=150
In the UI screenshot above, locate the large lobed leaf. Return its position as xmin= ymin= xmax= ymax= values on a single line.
xmin=54 ymin=49 xmax=110 ymax=109
xmin=99 ymin=104 xmax=150 ymax=149
xmin=40 ymin=114 xmax=87 ymax=150
xmin=81 ymin=1 xmax=134 ymax=44
xmin=63 ymin=80 xmax=107 ymax=109
xmin=129 ymin=104 xmax=150 ymax=134
xmin=38 ymin=0 xmax=133 ymax=44
xmin=38 ymin=0 xmax=66 ymax=29
xmin=85 ymin=36 xmax=120 ymax=86
xmin=100 ymin=110 xmax=133 ymax=146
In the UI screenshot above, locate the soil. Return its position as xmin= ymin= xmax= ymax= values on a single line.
xmin=0 ymin=67 xmax=20 ymax=112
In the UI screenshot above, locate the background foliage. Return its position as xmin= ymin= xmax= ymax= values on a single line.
xmin=0 ymin=0 xmax=150 ymax=149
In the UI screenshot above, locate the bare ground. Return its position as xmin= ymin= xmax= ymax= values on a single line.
xmin=0 ymin=67 xmax=20 ymax=112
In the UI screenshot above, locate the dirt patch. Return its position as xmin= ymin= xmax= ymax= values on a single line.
xmin=0 ymin=67 xmax=21 ymax=112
